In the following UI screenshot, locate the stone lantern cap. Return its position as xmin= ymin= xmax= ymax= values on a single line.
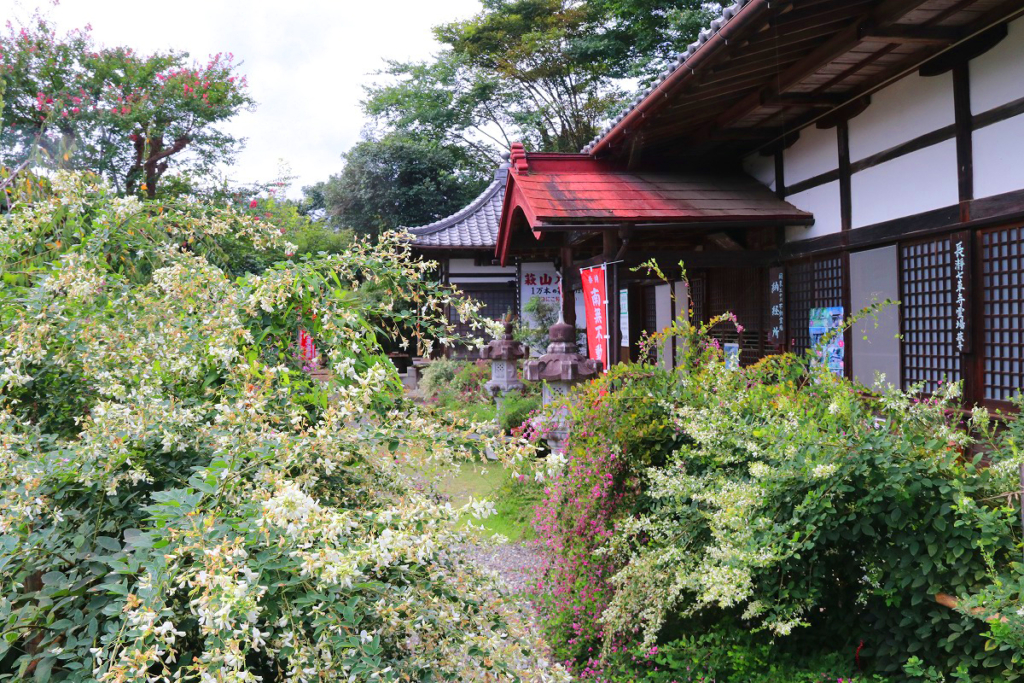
xmin=523 ymin=319 xmax=603 ymax=382
xmin=480 ymin=320 xmax=528 ymax=361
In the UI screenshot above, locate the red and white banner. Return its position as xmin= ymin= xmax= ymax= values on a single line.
xmin=298 ymin=329 xmax=318 ymax=366
xmin=580 ymin=265 xmax=608 ymax=370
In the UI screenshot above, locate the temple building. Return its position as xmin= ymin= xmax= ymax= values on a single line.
xmin=405 ymin=159 xmax=560 ymax=355
xmin=495 ymin=0 xmax=1024 ymax=409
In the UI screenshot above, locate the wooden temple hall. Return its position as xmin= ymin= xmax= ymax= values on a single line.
xmin=491 ymin=0 xmax=1024 ymax=410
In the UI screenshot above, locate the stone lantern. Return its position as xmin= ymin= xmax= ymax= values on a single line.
xmin=522 ymin=316 xmax=603 ymax=453
xmin=480 ymin=319 xmax=528 ymax=413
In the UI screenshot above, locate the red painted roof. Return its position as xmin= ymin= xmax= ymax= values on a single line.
xmin=496 ymin=145 xmax=813 ymax=264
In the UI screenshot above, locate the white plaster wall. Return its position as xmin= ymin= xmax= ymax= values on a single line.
xmin=672 ymin=281 xmax=688 ymax=368
xmin=849 ymin=71 xmax=954 ymax=162
xmin=852 ymin=140 xmax=958 ymax=228
xmin=448 ymin=258 xmax=516 ymax=275
xmin=850 ymin=246 xmax=901 ymax=390
xmin=655 ymin=284 xmax=672 ymax=367
xmin=784 ymin=181 xmax=842 ymax=242
xmin=783 ymin=125 xmax=838 ymax=185
xmin=742 ymin=153 xmax=775 ymax=191
xmin=974 ymin=113 xmax=1024 ymax=200
xmin=970 ymin=16 xmax=1024 ymax=114
xmin=574 ymin=289 xmax=586 ymax=330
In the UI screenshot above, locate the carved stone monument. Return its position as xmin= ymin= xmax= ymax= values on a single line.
xmin=522 ymin=316 xmax=602 ymax=453
xmin=480 ymin=319 xmax=528 ymax=413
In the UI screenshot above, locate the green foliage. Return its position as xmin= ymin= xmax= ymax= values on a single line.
xmin=601 ymin=626 xmax=889 ymax=682
xmin=0 ymin=173 xmax=565 ymax=682
xmin=317 ymin=133 xmax=489 ymax=237
xmin=499 ymin=393 xmax=541 ymax=434
xmin=576 ymin=0 xmax=719 ymax=85
xmin=364 ymin=0 xmax=718 ymax=155
xmin=0 ymin=13 xmax=253 ymax=198
xmin=420 ymin=357 xmax=463 ymax=398
xmin=480 ymin=470 xmax=545 ymax=542
xmin=533 ymin=311 xmax=1024 ymax=681
xmin=514 ymin=294 xmax=561 ymax=352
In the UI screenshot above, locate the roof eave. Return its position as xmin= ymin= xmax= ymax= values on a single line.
xmin=586 ymin=0 xmax=770 ymax=156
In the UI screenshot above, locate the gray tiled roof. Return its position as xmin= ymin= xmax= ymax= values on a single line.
xmin=581 ymin=0 xmax=749 ymax=154
xmin=406 ymin=164 xmax=509 ymax=249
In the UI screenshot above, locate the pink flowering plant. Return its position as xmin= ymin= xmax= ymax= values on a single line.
xmin=0 ymin=13 xmax=253 ymax=199
xmin=530 ymin=279 xmax=1024 ymax=681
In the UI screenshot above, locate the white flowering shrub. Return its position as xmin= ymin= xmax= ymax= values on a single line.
xmin=0 ymin=173 xmax=565 ymax=682
xmin=529 ymin=308 xmax=1023 ymax=681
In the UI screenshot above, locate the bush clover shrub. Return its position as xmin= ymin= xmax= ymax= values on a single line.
xmin=530 ymin=310 xmax=1024 ymax=682
xmin=0 ymin=173 xmax=566 ymax=682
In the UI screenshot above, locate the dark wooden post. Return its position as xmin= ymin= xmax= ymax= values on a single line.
xmin=603 ymin=230 xmax=621 ymax=366
xmin=560 ymin=246 xmax=575 ymax=327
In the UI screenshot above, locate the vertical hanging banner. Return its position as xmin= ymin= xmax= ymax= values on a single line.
xmin=580 ymin=265 xmax=609 ymax=370
xmin=298 ymin=329 xmax=318 ymax=367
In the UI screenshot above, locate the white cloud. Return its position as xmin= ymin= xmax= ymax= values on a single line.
xmin=2 ymin=0 xmax=482 ymax=196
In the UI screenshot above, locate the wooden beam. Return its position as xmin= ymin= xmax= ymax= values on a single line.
xmin=774 ymin=150 xmax=785 ymax=199
xmin=859 ymin=24 xmax=963 ymax=44
xmin=974 ymin=93 xmax=1024 ymax=132
xmin=919 ymin=22 xmax=1008 ymax=76
xmin=560 ymin=246 xmax=576 ymax=326
xmin=815 ymin=96 xmax=872 ymax=129
xmin=781 ymin=188 xmax=1024 ymax=260
xmin=575 ymin=250 xmax=777 ymax=271
xmin=838 ymin=120 xmax=852 ymax=232
xmin=710 ymin=127 xmax=788 ymax=141
xmin=711 ymin=0 xmax=933 ymax=133
xmin=785 ymin=169 xmax=840 ymax=197
xmin=953 ymin=62 xmax=974 ymax=212
xmin=764 ymin=92 xmax=850 ymax=108
xmin=603 ymin=231 xmax=621 ymax=366
xmin=534 ymin=217 xmax=815 ymax=233
xmin=706 ymin=232 xmax=745 ymax=251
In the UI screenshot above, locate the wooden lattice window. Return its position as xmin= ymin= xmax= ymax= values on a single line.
xmin=690 ymin=277 xmax=706 ymax=326
xmin=642 ymin=286 xmax=659 ymax=363
xmin=787 ymin=256 xmax=843 ymax=353
xmin=708 ymin=267 xmax=765 ymax=366
xmin=642 ymin=285 xmax=658 ymax=334
xmin=981 ymin=226 xmax=1024 ymax=403
xmin=900 ymin=237 xmax=960 ymax=393
xmin=449 ymin=285 xmax=516 ymax=356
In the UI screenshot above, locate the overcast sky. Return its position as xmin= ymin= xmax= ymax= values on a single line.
xmin=1 ymin=0 xmax=483 ymax=197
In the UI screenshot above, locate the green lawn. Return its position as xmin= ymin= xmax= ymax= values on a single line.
xmin=433 ymin=462 xmax=544 ymax=542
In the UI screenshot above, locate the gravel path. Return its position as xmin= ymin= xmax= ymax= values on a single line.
xmin=464 ymin=540 xmax=547 ymax=595
xmin=463 ymin=540 xmax=555 ymax=663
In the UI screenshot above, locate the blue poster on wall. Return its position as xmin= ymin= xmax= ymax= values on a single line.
xmin=809 ymin=307 xmax=844 ymax=376
xmin=723 ymin=342 xmax=740 ymax=371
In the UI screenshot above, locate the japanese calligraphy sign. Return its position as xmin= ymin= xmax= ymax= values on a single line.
xmin=768 ymin=267 xmax=785 ymax=346
xmin=520 ymin=262 xmax=562 ymax=326
xmin=580 ymin=265 xmax=609 ymax=370
xmin=952 ymin=232 xmax=971 ymax=353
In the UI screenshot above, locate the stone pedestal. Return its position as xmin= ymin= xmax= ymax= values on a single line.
xmin=480 ymin=321 xmax=528 ymax=416
xmin=522 ymin=318 xmax=602 ymax=454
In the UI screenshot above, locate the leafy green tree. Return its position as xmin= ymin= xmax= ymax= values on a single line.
xmin=0 ymin=14 xmax=254 ymax=198
xmin=579 ymin=0 xmax=722 ymax=83
xmin=364 ymin=0 xmax=720 ymax=155
xmin=319 ymin=133 xmax=489 ymax=237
